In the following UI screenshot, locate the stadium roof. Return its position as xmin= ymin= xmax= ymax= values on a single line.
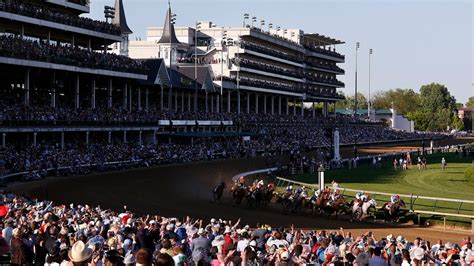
xmin=177 ymin=65 xmax=216 ymax=92
xmin=303 ymin=33 xmax=344 ymax=46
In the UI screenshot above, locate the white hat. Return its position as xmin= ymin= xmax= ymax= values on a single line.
xmin=12 ymin=228 xmax=21 ymax=237
xmin=123 ymin=252 xmax=136 ymax=264
xmin=211 ymin=218 xmax=216 ymax=224
xmin=386 ymin=234 xmax=394 ymax=241
xmin=212 ymin=235 xmax=226 ymax=247
xmin=396 ymin=235 xmax=405 ymax=243
xmin=197 ymin=228 xmax=206 ymax=235
xmin=224 ymin=226 xmax=232 ymax=234
xmin=413 ymin=247 xmax=424 ymax=260
xmin=249 ymin=240 xmax=257 ymax=247
xmin=68 ymin=241 xmax=93 ymax=263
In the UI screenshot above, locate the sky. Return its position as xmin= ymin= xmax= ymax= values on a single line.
xmin=87 ymin=0 xmax=473 ymax=104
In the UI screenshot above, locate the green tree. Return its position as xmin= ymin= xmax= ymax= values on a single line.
xmin=336 ymin=92 xmax=368 ymax=111
xmin=372 ymin=88 xmax=420 ymax=114
xmin=406 ymin=83 xmax=457 ymax=132
xmin=419 ymin=83 xmax=456 ymax=113
xmin=466 ymin=96 xmax=474 ymax=108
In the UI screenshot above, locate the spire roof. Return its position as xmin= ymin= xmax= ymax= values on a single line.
xmin=112 ymin=0 xmax=133 ymax=35
xmin=157 ymin=2 xmax=180 ymax=44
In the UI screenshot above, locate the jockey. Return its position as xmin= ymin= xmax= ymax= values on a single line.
xmin=238 ymin=176 xmax=245 ymax=186
xmin=256 ymin=180 xmax=264 ymax=189
xmin=296 ymin=186 xmax=305 ymax=195
xmin=286 ymin=185 xmax=293 ymax=193
xmin=390 ymin=195 xmax=400 ymax=204
xmin=267 ymin=182 xmax=275 ymax=192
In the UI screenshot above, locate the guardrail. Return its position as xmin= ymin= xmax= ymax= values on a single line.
xmin=230 ymin=165 xmax=474 ymax=231
xmin=274 ymin=176 xmax=474 ymax=231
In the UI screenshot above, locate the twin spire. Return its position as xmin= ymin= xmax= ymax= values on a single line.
xmin=157 ymin=0 xmax=180 ymax=44
xmin=112 ymin=0 xmax=133 ymax=34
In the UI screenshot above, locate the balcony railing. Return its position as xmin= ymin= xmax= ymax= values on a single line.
xmin=0 ymin=0 xmax=120 ymax=36
xmin=0 ymin=35 xmax=147 ymax=74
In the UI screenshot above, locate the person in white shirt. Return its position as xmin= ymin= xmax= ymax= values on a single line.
xmin=2 ymin=219 xmax=13 ymax=246
xmin=236 ymin=232 xmax=250 ymax=252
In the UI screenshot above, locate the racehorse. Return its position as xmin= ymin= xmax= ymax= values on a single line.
xmin=314 ymin=189 xmax=331 ymax=214
xmin=382 ymin=199 xmax=406 ymax=222
xmin=212 ymin=182 xmax=226 ymax=202
xmin=351 ymin=198 xmax=377 ymax=221
xmin=246 ymin=187 xmax=264 ymax=208
xmin=231 ymin=186 xmax=247 ymax=205
xmin=322 ymin=196 xmax=351 ymax=218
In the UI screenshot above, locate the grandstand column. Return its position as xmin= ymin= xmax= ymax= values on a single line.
xmin=205 ymin=92 xmax=209 ymax=113
xmin=123 ymin=131 xmax=127 ymax=144
xmin=24 ymin=69 xmax=30 ymax=106
xmin=91 ymin=80 xmax=96 ymax=109
xmin=301 ymin=100 xmax=304 ymax=117
xmin=188 ymin=92 xmax=191 ymax=112
xmin=153 ymin=130 xmax=157 ymax=144
xmin=237 ymin=91 xmax=241 ymax=114
xmin=333 ymin=102 xmax=337 ymax=118
xmin=278 ymin=96 xmax=282 ymax=115
xmin=123 ymin=83 xmax=128 ymax=110
xmin=211 ymin=95 xmax=214 ymax=113
xmin=160 ymin=86 xmax=164 ymax=111
xmin=128 ymin=85 xmax=132 ymax=111
xmin=139 ymin=131 xmax=142 ymax=145
xmin=312 ymin=102 xmax=316 ymax=118
xmin=323 ymin=101 xmax=328 ymax=117
xmin=255 ymin=94 xmax=259 ymax=114
xmin=227 ymin=90 xmax=231 ymax=113
xmin=286 ymin=97 xmax=289 ymax=115
xmin=216 ymin=95 xmax=220 ymax=113
xmin=263 ymin=95 xmax=267 ymax=114
xmin=33 ymin=132 xmax=37 ymax=146
xmin=75 ymin=75 xmax=80 ymax=109
xmin=246 ymin=92 xmax=250 ymax=114
xmin=108 ymin=132 xmax=112 ymax=144
xmin=61 ymin=131 xmax=64 ymax=150
xmin=138 ymin=88 xmax=142 ymax=111
xmin=293 ymin=99 xmax=296 ymax=116
xmin=108 ymin=79 xmax=113 ymax=108
xmin=86 ymin=132 xmax=89 ymax=145
xmin=2 ymin=133 xmax=5 ymax=148
xmin=145 ymin=88 xmax=149 ymax=111
xmin=175 ymin=91 xmax=178 ymax=112
xmin=271 ymin=96 xmax=274 ymax=115
xmin=51 ymin=72 xmax=56 ymax=108
xmin=181 ymin=91 xmax=184 ymax=112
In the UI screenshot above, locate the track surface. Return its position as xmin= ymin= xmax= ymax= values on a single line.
xmin=10 ymin=138 xmax=474 ymax=242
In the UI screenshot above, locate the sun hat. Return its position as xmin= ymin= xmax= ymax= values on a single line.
xmin=224 ymin=226 xmax=232 ymax=234
xmin=413 ymin=247 xmax=425 ymax=260
xmin=212 ymin=235 xmax=226 ymax=247
xmin=68 ymin=241 xmax=93 ymax=263
xmin=197 ymin=228 xmax=206 ymax=236
xmin=280 ymin=251 xmax=289 ymax=260
xmin=249 ymin=240 xmax=257 ymax=247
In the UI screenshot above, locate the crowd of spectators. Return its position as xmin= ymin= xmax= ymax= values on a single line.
xmin=0 ymin=35 xmax=146 ymax=74
xmin=0 ymin=122 xmax=435 ymax=178
xmin=0 ymin=193 xmax=472 ymax=265
xmin=1 ymin=0 xmax=120 ymax=35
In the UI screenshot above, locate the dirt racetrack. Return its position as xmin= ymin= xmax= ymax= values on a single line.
xmin=9 ymin=138 xmax=474 ymax=242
